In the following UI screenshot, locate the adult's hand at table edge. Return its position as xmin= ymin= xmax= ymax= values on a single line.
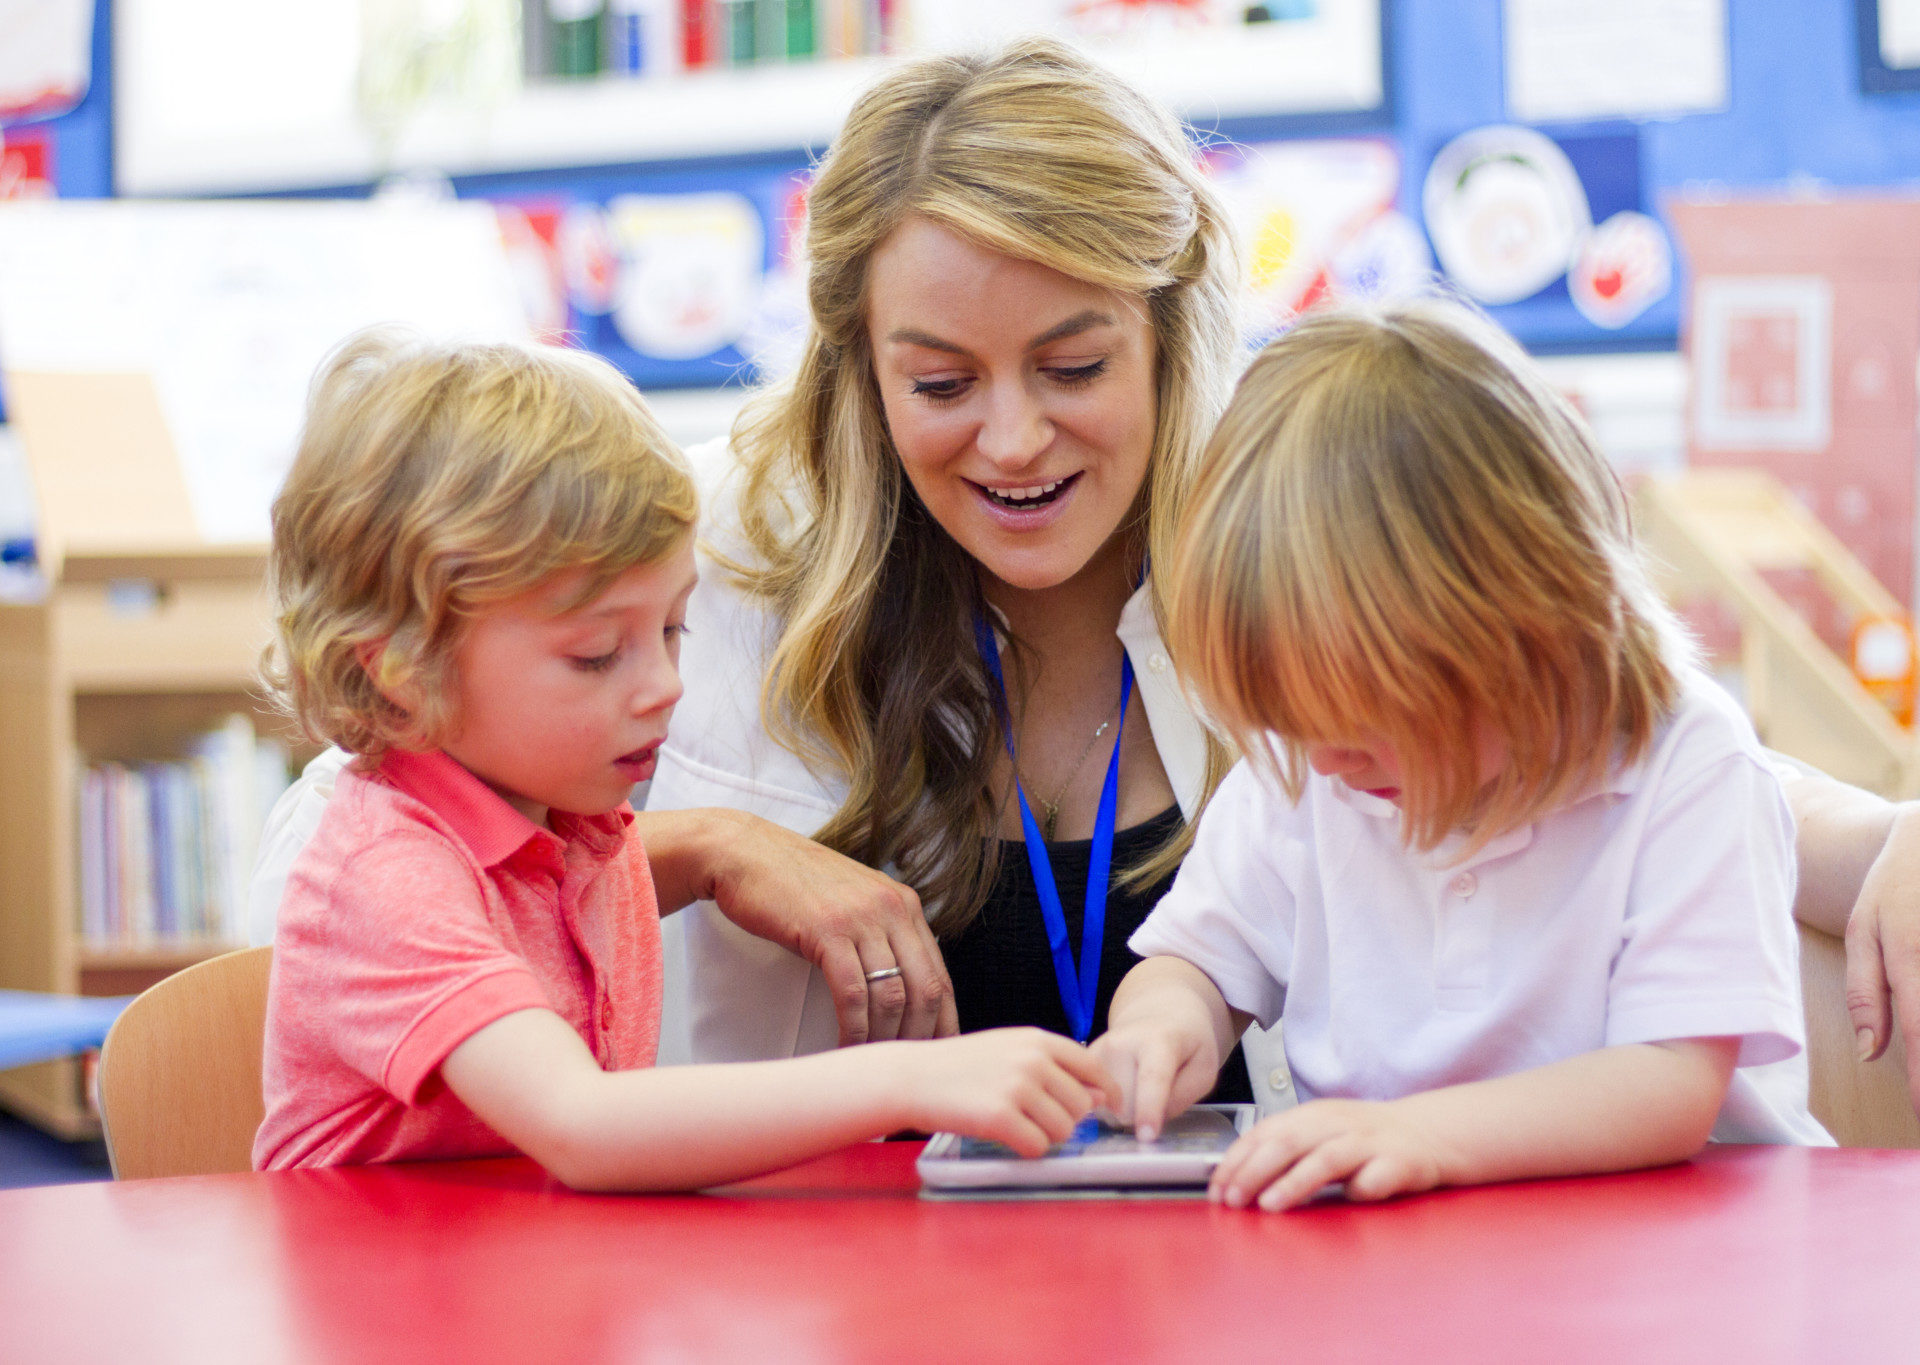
xmin=637 ymin=807 xmax=958 ymax=1047
xmin=1845 ymin=802 xmax=1920 ymax=1111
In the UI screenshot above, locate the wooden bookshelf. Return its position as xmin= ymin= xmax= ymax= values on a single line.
xmin=0 ymin=547 xmax=282 ymax=1138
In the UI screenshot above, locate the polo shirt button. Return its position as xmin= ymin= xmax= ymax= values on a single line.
xmin=1149 ymin=652 xmax=1170 ymax=673
xmin=600 ymin=999 xmax=614 ymax=1031
xmin=1267 ymin=1069 xmax=1291 ymax=1092
xmin=1451 ymin=872 xmax=1478 ymax=898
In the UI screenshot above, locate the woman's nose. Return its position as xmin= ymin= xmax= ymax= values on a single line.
xmin=975 ymin=382 xmax=1051 ymax=467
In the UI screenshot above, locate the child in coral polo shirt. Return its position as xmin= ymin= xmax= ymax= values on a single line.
xmin=253 ymin=329 xmax=1113 ymax=1188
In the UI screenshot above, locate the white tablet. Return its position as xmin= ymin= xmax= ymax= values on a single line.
xmin=916 ymin=1104 xmax=1255 ymax=1199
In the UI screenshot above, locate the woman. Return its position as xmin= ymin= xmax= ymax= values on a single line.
xmin=652 ymin=36 xmax=1258 ymax=1092
xmin=255 ymin=39 xmax=1920 ymax=1113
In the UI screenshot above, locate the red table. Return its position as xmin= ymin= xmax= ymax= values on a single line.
xmin=3 ymin=1143 xmax=1917 ymax=1364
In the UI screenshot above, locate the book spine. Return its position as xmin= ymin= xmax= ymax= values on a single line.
xmin=682 ymin=0 xmax=716 ymax=66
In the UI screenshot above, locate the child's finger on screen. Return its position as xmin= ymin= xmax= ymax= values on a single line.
xmin=1035 ymin=1060 xmax=1101 ymax=1122
xmin=1129 ymin=1043 xmax=1184 ymax=1141
xmin=1020 ymin=1088 xmax=1082 ymax=1147
xmin=987 ymin=1111 xmax=1056 ymax=1159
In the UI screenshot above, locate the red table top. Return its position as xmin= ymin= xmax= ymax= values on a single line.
xmin=4 ymin=1143 xmax=1918 ymax=1365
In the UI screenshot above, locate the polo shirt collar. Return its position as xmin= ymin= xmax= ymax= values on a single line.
xmin=1328 ymin=745 xmax=1643 ymax=871
xmin=378 ymin=750 xmax=548 ymax=868
xmin=375 ymin=753 xmax=632 ymax=872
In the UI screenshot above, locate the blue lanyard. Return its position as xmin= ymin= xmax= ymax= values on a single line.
xmin=973 ymin=611 xmax=1135 ymax=1043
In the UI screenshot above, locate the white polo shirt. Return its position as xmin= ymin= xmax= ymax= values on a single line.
xmin=1130 ymin=672 xmax=1831 ymax=1145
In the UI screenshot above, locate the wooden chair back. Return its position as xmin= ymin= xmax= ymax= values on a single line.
xmin=97 ymin=946 xmax=273 ymax=1179
xmin=1799 ymin=924 xmax=1920 ymax=1148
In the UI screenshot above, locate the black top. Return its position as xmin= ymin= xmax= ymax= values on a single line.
xmin=942 ymin=805 xmax=1254 ymax=1105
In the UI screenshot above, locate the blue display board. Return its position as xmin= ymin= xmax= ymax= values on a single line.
xmin=25 ymin=0 xmax=1920 ymax=386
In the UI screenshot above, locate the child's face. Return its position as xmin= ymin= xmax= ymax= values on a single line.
xmin=440 ymin=539 xmax=698 ymax=824
xmin=1305 ymin=723 xmax=1508 ymax=807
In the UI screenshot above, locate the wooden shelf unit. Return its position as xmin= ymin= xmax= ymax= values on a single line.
xmin=0 ymin=549 xmax=279 ymax=1138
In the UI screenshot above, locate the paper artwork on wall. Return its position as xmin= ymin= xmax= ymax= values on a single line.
xmin=0 ymin=0 xmax=92 ymax=122
xmin=606 ymin=192 xmax=764 ymax=361
xmin=1692 ymin=275 xmax=1833 ymax=452
xmin=558 ymin=202 xmax=621 ymax=316
xmin=1207 ymin=138 xmax=1416 ymax=340
xmin=1423 ymin=125 xmax=1591 ymax=306
xmin=1568 ymin=210 xmax=1672 ymax=329
xmin=1503 ymin=0 xmax=1727 ymax=123
xmin=0 ymin=126 xmax=54 ymax=199
xmin=495 ymin=202 xmax=570 ymax=342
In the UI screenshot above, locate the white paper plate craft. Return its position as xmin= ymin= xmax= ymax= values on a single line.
xmin=1422 ymin=125 xmax=1592 ymax=306
xmin=1568 ymin=210 xmax=1672 ymax=329
xmin=608 ymin=191 xmax=765 ymax=361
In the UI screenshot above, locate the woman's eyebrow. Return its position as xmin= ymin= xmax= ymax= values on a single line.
xmin=1027 ymin=309 xmax=1116 ymax=350
xmin=884 ymin=309 xmax=1117 ymax=357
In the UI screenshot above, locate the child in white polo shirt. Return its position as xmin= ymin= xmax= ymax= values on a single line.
xmin=1096 ymin=299 xmax=1829 ymax=1213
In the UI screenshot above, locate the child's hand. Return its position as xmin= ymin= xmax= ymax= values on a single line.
xmin=904 ymin=1028 xmax=1119 ymax=1157
xmin=1209 ymin=1099 xmax=1447 ymax=1211
xmin=1091 ymin=1017 xmax=1222 ymax=1141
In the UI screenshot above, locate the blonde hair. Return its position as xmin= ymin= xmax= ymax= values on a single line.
xmin=1168 ymin=299 xmax=1688 ymax=854
xmin=265 ymin=328 xmax=697 ymax=756
xmin=723 ymin=37 xmax=1240 ymax=934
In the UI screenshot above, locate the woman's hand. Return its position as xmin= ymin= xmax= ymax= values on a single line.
xmin=1843 ymin=803 xmax=1920 ymax=1107
xmin=637 ymin=808 xmax=958 ymax=1046
xmin=900 ymin=1028 xmax=1118 ymax=1157
xmin=1778 ymin=762 xmax=1920 ymax=1112
xmin=1208 ymin=1100 xmax=1444 ymax=1211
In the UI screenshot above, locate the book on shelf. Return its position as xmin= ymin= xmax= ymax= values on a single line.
xmin=75 ymin=714 xmax=292 ymax=952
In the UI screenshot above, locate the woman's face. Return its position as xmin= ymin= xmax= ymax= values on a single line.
xmin=866 ymin=216 xmax=1159 ymax=597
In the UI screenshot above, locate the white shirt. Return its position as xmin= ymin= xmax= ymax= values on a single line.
xmin=248 ymin=438 xmax=1289 ymax=1100
xmin=1129 ymin=672 xmax=1831 ymax=1145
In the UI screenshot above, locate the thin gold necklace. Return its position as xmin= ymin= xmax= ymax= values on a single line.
xmin=1019 ymin=700 xmax=1122 ymax=843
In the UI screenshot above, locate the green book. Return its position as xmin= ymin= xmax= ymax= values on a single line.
xmin=725 ymin=0 xmax=757 ymax=62
xmin=785 ymin=0 xmax=815 ymax=57
xmin=548 ymin=1 xmax=605 ymax=77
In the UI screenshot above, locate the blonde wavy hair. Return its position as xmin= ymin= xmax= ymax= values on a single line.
xmin=1168 ymin=299 xmax=1689 ymax=855
xmin=264 ymin=327 xmax=697 ymax=756
xmin=723 ymin=38 xmax=1241 ymax=935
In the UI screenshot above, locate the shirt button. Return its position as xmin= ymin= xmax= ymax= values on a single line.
xmin=1267 ymin=1069 xmax=1291 ymax=1092
xmin=600 ymin=999 xmax=614 ymax=1031
xmin=1149 ymin=652 xmax=1170 ymax=673
xmin=1451 ymin=872 xmax=1478 ymax=898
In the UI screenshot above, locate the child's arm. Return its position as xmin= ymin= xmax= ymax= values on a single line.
xmin=1092 ymin=956 xmax=1252 ymax=1140
xmin=437 ymin=1008 xmax=1115 ymax=1192
xmin=1208 ymin=1037 xmax=1738 ymax=1212
xmin=635 ymin=807 xmax=958 ymax=1045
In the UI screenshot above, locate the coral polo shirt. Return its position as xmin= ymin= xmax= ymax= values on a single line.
xmin=254 ymin=748 xmax=662 ymax=1170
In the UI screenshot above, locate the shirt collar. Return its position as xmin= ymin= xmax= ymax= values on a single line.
xmin=1325 ymin=752 xmax=1641 ymax=870
xmin=375 ymin=750 xmax=632 ymax=868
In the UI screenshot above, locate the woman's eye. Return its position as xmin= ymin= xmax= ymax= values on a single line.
xmin=1047 ymin=358 xmax=1109 ymax=388
xmin=569 ymin=649 xmax=621 ymax=673
xmin=909 ymin=376 xmax=968 ymax=402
